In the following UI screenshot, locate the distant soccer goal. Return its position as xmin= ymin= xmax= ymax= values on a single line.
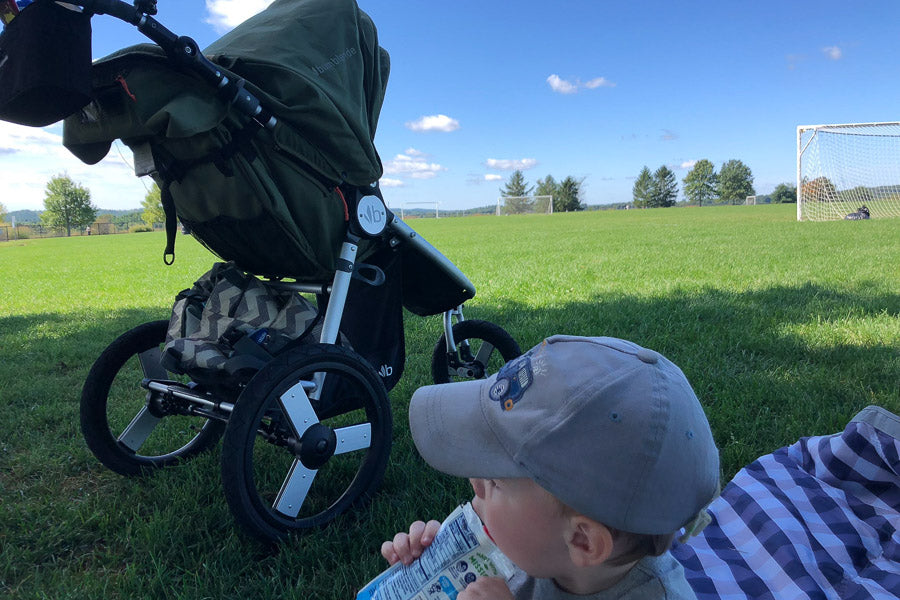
xmin=400 ymin=201 xmax=439 ymax=219
xmin=797 ymin=122 xmax=900 ymax=221
xmin=745 ymin=195 xmax=757 ymax=205
xmin=496 ymin=195 xmax=553 ymax=215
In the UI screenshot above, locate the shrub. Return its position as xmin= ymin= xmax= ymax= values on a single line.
xmin=129 ymin=224 xmax=154 ymax=233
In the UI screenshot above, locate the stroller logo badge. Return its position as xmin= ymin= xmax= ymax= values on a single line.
xmin=356 ymin=195 xmax=387 ymax=236
xmin=378 ymin=364 xmax=393 ymax=378
xmin=489 ymin=355 xmax=533 ymax=411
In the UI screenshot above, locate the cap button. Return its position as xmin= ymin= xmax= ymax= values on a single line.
xmin=636 ymin=349 xmax=659 ymax=364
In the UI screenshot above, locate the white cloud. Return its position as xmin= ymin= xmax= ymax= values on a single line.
xmin=680 ymin=160 xmax=697 ymax=170
xmin=379 ymin=178 xmax=404 ymax=188
xmin=547 ymin=74 xmax=578 ymax=94
xmin=485 ymin=158 xmax=538 ymax=171
xmin=484 ymin=174 xmax=504 ymax=181
xmin=404 ymin=147 xmax=428 ymax=157
xmin=205 ymin=0 xmax=274 ymax=33
xmin=405 ymin=114 xmax=460 ymax=133
xmin=822 ymin=45 xmax=843 ymax=60
xmin=383 ymin=153 xmax=446 ymax=179
xmin=583 ymin=77 xmax=616 ymax=89
xmin=547 ymin=74 xmax=616 ymax=94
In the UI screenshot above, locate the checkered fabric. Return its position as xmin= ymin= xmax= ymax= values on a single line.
xmin=672 ymin=405 xmax=900 ymax=600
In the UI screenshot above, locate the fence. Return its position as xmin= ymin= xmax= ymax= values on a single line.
xmin=0 ymin=219 xmax=164 ymax=242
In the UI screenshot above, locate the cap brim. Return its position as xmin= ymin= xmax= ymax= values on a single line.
xmin=409 ymin=377 xmax=528 ymax=480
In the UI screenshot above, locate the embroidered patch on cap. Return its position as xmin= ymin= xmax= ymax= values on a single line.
xmin=489 ymin=354 xmax=533 ymax=411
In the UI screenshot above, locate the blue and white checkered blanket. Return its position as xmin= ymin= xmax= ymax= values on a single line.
xmin=672 ymin=405 xmax=900 ymax=600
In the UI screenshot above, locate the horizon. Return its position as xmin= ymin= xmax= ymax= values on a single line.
xmin=3 ymin=0 xmax=899 ymax=212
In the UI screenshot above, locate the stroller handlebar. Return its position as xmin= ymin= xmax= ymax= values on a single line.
xmin=69 ymin=0 xmax=276 ymax=129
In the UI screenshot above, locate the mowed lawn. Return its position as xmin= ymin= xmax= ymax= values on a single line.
xmin=1 ymin=204 xmax=897 ymax=599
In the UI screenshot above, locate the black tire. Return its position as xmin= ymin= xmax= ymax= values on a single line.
xmin=221 ymin=343 xmax=392 ymax=543
xmin=431 ymin=319 xmax=522 ymax=384
xmin=80 ymin=320 xmax=226 ymax=476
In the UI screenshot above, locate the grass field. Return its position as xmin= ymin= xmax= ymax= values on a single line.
xmin=1 ymin=204 xmax=898 ymax=599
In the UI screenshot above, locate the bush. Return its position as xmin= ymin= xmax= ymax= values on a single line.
xmin=129 ymin=224 xmax=154 ymax=233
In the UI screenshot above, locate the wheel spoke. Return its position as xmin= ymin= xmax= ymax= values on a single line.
xmin=273 ymin=459 xmax=317 ymax=518
xmin=473 ymin=340 xmax=496 ymax=366
xmin=118 ymin=405 xmax=161 ymax=452
xmin=333 ymin=423 xmax=372 ymax=455
xmin=278 ymin=381 xmax=319 ymax=437
xmin=137 ymin=347 xmax=167 ymax=380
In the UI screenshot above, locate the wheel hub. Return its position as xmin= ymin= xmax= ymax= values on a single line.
xmin=297 ymin=423 xmax=337 ymax=469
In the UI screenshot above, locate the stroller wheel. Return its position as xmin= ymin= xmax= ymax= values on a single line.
xmin=80 ymin=320 xmax=226 ymax=476
xmin=431 ymin=320 xmax=522 ymax=384
xmin=221 ymin=343 xmax=392 ymax=543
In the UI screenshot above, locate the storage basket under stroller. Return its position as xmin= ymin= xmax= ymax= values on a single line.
xmin=0 ymin=0 xmax=522 ymax=542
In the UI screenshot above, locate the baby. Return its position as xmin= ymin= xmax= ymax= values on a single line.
xmin=382 ymin=335 xmax=719 ymax=599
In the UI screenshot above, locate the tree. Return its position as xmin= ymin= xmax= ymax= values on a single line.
xmin=41 ymin=174 xmax=96 ymax=236
xmin=650 ymin=165 xmax=678 ymax=207
xmin=0 ymin=200 xmax=7 ymax=224
xmin=717 ymin=159 xmax=755 ymax=204
xmin=556 ymin=176 xmax=585 ymax=212
xmin=632 ymin=166 xmax=653 ymax=208
xmin=770 ymin=183 xmax=797 ymax=204
xmin=535 ymin=175 xmax=558 ymax=213
xmin=682 ymin=159 xmax=718 ymax=207
xmin=141 ymin=183 xmax=165 ymax=226
xmin=801 ymin=176 xmax=837 ymax=203
xmin=500 ymin=170 xmax=534 ymax=214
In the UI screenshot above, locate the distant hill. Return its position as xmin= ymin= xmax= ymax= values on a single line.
xmin=7 ymin=208 xmax=140 ymax=224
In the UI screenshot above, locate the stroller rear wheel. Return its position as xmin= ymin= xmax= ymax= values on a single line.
xmin=221 ymin=343 xmax=392 ymax=543
xmin=80 ymin=320 xmax=226 ymax=476
xmin=431 ymin=319 xmax=522 ymax=384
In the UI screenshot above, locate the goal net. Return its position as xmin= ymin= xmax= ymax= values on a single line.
xmin=496 ymin=195 xmax=553 ymax=215
xmin=797 ymin=122 xmax=900 ymax=221
xmin=400 ymin=201 xmax=439 ymax=219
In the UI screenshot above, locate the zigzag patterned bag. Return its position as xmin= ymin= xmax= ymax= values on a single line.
xmin=161 ymin=262 xmax=321 ymax=383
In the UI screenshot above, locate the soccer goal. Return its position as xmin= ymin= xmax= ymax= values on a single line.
xmin=745 ymin=195 xmax=757 ymax=205
xmin=496 ymin=195 xmax=553 ymax=215
xmin=797 ymin=122 xmax=900 ymax=221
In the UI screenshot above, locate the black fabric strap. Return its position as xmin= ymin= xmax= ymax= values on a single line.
xmin=161 ymin=182 xmax=177 ymax=265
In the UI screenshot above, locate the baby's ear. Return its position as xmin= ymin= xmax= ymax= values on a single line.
xmin=566 ymin=517 xmax=614 ymax=567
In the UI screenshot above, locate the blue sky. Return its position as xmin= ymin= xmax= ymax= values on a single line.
xmin=3 ymin=0 xmax=900 ymax=213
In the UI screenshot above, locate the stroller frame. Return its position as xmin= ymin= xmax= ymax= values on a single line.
xmin=67 ymin=0 xmax=522 ymax=542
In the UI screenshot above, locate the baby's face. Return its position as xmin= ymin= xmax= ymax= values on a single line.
xmin=469 ymin=477 xmax=571 ymax=578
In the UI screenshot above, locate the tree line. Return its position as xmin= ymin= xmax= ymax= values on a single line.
xmin=1 ymin=174 xmax=167 ymax=236
xmin=631 ymin=159 xmax=797 ymax=208
xmin=499 ymin=170 xmax=586 ymax=213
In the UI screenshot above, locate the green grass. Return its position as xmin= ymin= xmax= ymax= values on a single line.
xmin=1 ymin=204 xmax=898 ymax=599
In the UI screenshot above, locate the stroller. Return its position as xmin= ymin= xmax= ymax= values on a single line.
xmin=0 ymin=0 xmax=521 ymax=542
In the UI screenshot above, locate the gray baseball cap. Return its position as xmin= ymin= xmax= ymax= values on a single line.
xmin=409 ymin=335 xmax=720 ymax=535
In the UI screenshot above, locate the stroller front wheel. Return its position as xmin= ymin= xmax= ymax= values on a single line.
xmin=80 ymin=320 xmax=226 ymax=476
xmin=431 ymin=320 xmax=522 ymax=384
xmin=221 ymin=343 xmax=392 ymax=543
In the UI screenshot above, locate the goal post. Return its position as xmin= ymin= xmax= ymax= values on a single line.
xmin=797 ymin=122 xmax=900 ymax=221
xmin=496 ymin=195 xmax=554 ymax=215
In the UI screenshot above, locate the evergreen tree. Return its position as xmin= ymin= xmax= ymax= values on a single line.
xmin=500 ymin=170 xmax=534 ymax=214
xmin=41 ymin=174 xmax=96 ymax=236
xmin=682 ymin=159 xmax=718 ymax=206
xmin=717 ymin=159 xmax=755 ymax=204
xmin=535 ymin=175 xmax=558 ymax=213
xmin=651 ymin=165 xmax=678 ymax=207
xmin=632 ymin=166 xmax=653 ymax=208
xmin=557 ymin=176 xmax=585 ymax=212
xmin=141 ymin=183 xmax=166 ymax=226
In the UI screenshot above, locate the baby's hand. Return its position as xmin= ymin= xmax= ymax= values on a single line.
xmin=459 ymin=577 xmax=514 ymax=600
xmin=380 ymin=520 xmax=442 ymax=566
